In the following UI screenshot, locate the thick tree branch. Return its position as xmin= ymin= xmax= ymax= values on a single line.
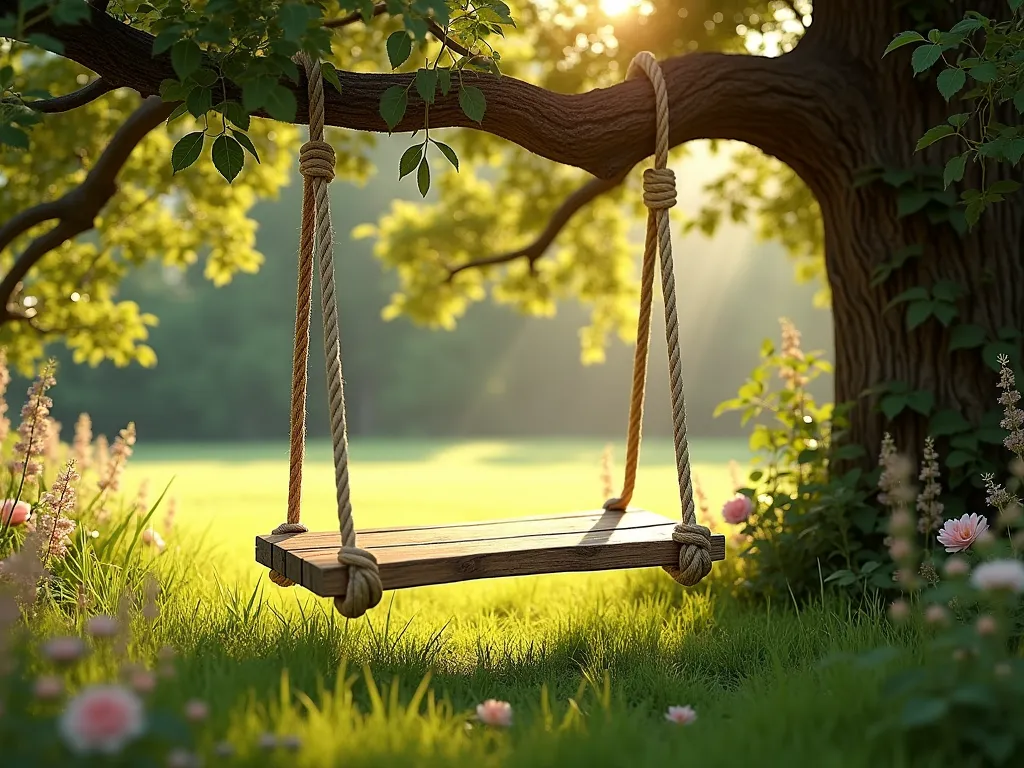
xmin=27 ymin=77 xmax=116 ymax=113
xmin=445 ymin=169 xmax=630 ymax=280
xmin=8 ymin=2 xmax=856 ymax=180
xmin=0 ymin=96 xmax=175 ymax=322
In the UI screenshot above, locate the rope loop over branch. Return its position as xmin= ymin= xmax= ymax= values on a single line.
xmin=603 ymin=51 xmax=712 ymax=588
xmin=266 ymin=52 xmax=383 ymax=618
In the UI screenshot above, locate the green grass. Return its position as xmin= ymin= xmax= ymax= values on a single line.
xmin=25 ymin=438 xmax=934 ymax=766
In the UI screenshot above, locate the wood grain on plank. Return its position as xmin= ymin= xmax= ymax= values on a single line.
xmin=255 ymin=509 xmax=726 ymax=598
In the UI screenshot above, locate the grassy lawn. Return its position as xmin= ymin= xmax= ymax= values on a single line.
xmin=18 ymin=438 xmax=935 ymax=767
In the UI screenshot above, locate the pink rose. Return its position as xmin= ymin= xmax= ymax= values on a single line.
xmin=0 ymin=499 xmax=31 ymax=527
xmin=936 ymin=513 xmax=989 ymax=553
xmin=721 ymin=494 xmax=753 ymax=525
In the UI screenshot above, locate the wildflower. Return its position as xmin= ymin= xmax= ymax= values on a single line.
xmin=0 ymin=499 xmax=30 ymax=527
xmin=10 ymin=361 xmax=57 ymax=485
xmin=30 ymin=511 xmax=77 ymax=564
xmin=85 ymin=615 xmax=119 ymax=639
xmin=919 ymin=560 xmax=939 ymax=587
xmin=936 ymin=514 xmax=990 ymax=553
xmin=257 ymin=733 xmax=278 ymax=750
xmin=665 ymin=705 xmax=698 ymax=725
xmin=600 ymin=443 xmax=615 ymax=500
xmin=163 ymin=496 xmax=177 ymax=535
xmin=34 ymin=675 xmax=64 ymax=700
xmin=476 ymin=699 xmax=513 ymax=727
xmin=943 ymin=557 xmax=970 ymax=577
xmin=141 ymin=528 xmax=165 ymax=553
xmin=41 ymin=460 xmax=80 ymax=518
xmin=166 ymin=749 xmax=198 ymax=768
xmin=996 ymin=354 xmax=1024 ymax=457
xmin=721 ymin=493 xmax=752 ymax=525
xmin=916 ymin=437 xmax=944 ymax=534
xmin=59 ymin=684 xmax=145 ymax=755
xmin=183 ymin=699 xmax=209 ymax=723
xmin=43 ymin=418 xmax=61 ymax=466
xmin=889 ymin=538 xmax=912 ymax=561
xmin=778 ymin=318 xmax=808 ymax=390
xmin=694 ymin=474 xmax=710 ymax=523
xmin=878 ymin=436 xmax=916 ymax=509
xmin=94 ymin=434 xmax=110 ymax=484
xmin=42 ymin=636 xmax=87 ymax=664
xmin=888 ymin=600 xmax=910 ymax=622
xmin=982 ymin=473 xmax=1016 ymax=511
xmin=889 ymin=508 xmax=914 ymax=536
xmin=73 ymin=413 xmax=93 ymax=472
xmin=128 ymin=669 xmax=156 ymax=695
xmin=924 ymin=604 xmax=948 ymax=625
xmin=970 ymin=559 xmax=1024 ymax=593
xmin=0 ymin=347 xmax=10 ymax=444
xmin=976 ymin=615 xmax=998 ymax=636
xmin=97 ymin=423 xmax=136 ymax=494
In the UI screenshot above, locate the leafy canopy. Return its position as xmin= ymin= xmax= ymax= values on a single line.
xmin=0 ymin=0 xmax=819 ymax=370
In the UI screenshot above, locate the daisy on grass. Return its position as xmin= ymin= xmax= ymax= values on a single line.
xmin=665 ymin=705 xmax=697 ymax=725
xmin=59 ymin=684 xmax=145 ymax=755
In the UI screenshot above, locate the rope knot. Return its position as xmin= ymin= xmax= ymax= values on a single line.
xmin=268 ymin=522 xmax=309 ymax=587
xmin=333 ymin=546 xmax=383 ymax=619
xmin=664 ymin=523 xmax=712 ymax=587
xmin=299 ymin=140 xmax=335 ymax=181
xmin=642 ymin=168 xmax=676 ymax=210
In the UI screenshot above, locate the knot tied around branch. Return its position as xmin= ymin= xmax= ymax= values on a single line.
xmin=642 ymin=168 xmax=676 ymax=210
xmin=334 ymin=546 xmax=383 ymax=619
xmin=299 ymin=139 xmax=336 ymax=181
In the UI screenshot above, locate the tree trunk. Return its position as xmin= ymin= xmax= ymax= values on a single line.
xmin=786 ymin=0 xmax=1023 ymax=482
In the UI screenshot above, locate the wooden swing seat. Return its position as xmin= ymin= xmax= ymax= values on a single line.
xmin=256 ymin=508 xmax=726 ymax=598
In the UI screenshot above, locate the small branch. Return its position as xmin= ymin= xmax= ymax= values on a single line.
xmin=27 ymin=77 xmax=116 ymax=113
xmin=0 ymin=96 xmax=175 ymax=322
xmin=324 ymin=3 xmax=480 ymax=61
xmin=446 ymin=170 xmax=630 ymax=280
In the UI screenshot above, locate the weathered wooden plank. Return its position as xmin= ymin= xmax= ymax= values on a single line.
xmin=255 ymin=509 xmax=726 ymax=598
xmin=263 ymin=509 xmax=673 ymax=553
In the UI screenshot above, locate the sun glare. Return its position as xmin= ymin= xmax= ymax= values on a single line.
xmin=598 ymin=0 xmax=634 ymax=15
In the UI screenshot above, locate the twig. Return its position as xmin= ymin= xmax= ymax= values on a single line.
xmin=324 ymin=3 xmax=480 ymax=61
xmin=446 ymin=170 xmax=630 ymax=280
xmin=27 ymin=78 xmax=116 ymax=113
xmin=0 ymin=96 xmax=175 ymax=321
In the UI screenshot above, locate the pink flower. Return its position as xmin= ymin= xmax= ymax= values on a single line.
xmin=58 ymin=684 xmax=145 ymax=754
xmin=943 ymin=557 xmax=970 ymax=577
xmin=0 ymin=499 xmax=30 ymax=527
xmin=43 ymin=637 xmax=87 ymax=664
xmin=970 ymin=559 xmax=1024 ymax=593
xmin=475 ymin=699 xmax=512 ymax=727
xmin=129 ymin=670 xmax=156 ymax=695
xmin=34 ymin=675 xmax=64 ymax=700
xmin=936 ymin=513 xmax=989 ymax=553
xmin=721 ymin=494 xmax=753 ymax=525
xmin=976 ymin=615 xmax=998 ymax=636
xmin=184 ymin=699 xmax=209 ymax=722
xmin=85 ymin=615 xmax=119 ymax=639
xmin=924 ymin=605 xmax=948 ymax=625
xmin=141 ymin=528 xmax=165 ymax=553
xmin=888 ymin=600 xmax=910 ymax=622
xmin=665 ymin=705 xmax=697 ymax=725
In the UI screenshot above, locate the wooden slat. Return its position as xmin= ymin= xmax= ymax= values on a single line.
xmin=255 ymin=509 xmax=726 ymax=598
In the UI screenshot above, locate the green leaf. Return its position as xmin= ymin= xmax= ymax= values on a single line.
xmin=965 ymin=198 xmax=985 ymax=227
xmin=910 ymin=44 xmax=943 ymax=74
xmin=212 ymin=134 xmax=245 ymax=183
xmin=438 ymin=68 xmax=452 ymax=96
xmin=171 ymin=131 xmax=205 ymax=172
xmin=988 ymin=179 xmax=1021 ymax=195
xmin=0 ymin=125 xmax=29 ymax=150
xmin=379 ymin=86 xmax=408 ymax=131
xmin=949 ymin=323 xmax=986 ymax=351
xmin=947 ymin=112 xmax=971 ymax=127
xmin=264 ymin=85 xmax=297 ymax=121
xmin=242 ymin=78 xmax=273 ymax=112
xmin=931 ymin=405 xmax=974 ymax=434
xmin=936 ymin=67 xmax=966 ymax=101
xmin=279 ymin=2 xmax=312 ymax=40
xmin=399 ymin=144 xmax=423 ymax=179
xmin=52 ymin=0 xmax=92 ymax=24
xmin=883 ymin=30 xmax=926 ymax=56
xmin=943 ymin=153 xmax=967 ymax=187
xmin=458 ymin=85 xmax=486 ymax=123
xmin=433 ymin=141 xmax=459 ymax=170
xmin=1014 ymin=88 xmax=1024 ymax=115
xmin=886 ymin=286 xmax=929 ymax=310
xmin=946 ymin=449 xmax=975 ymax=468
xmin=185 ymin=86 xmax=212 ymax=117
xmin=416 ymin=157 xmax=430 ymax=197
xmin=915 ymin=124 xmax=954 ymax=150
xmin=906 ymin=300 xmax=934 ymax=330
xmin=906 ymin=389 xmax=935 ymax=415
xmin=25 ymin=34 xmax=64 ymax=54
xmin=190 ymin=68 xmax=218 ymax=88
xmin=165 ymin=102 xmax=189 ymax=124
xmin=321 ymin=62 xmax=342 ymax=94
xmin=900 ymin=698 xmax=948 ymax=728
xmin=415 ymin=68 xmax=437 ymax=104
xmin=386 ymin=32 xmax=412 ymax=69
xmin=231 ymin=130 xmax=260 ymax=163
xmin=950 ymin=18 xmax=984 ymax=35
xmin=171 ymin=39 xmax=203 ymax=81
xmin=969 ymin=61 xmax=997 ymax=83
xmin=880 ymin=395 xmax=907 ymax=420
xmin=223 ymin=102 xmax=250 ymax=131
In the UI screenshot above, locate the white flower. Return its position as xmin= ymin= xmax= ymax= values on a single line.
xmin=970 ymin=559 xmax=1024 ymax=593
